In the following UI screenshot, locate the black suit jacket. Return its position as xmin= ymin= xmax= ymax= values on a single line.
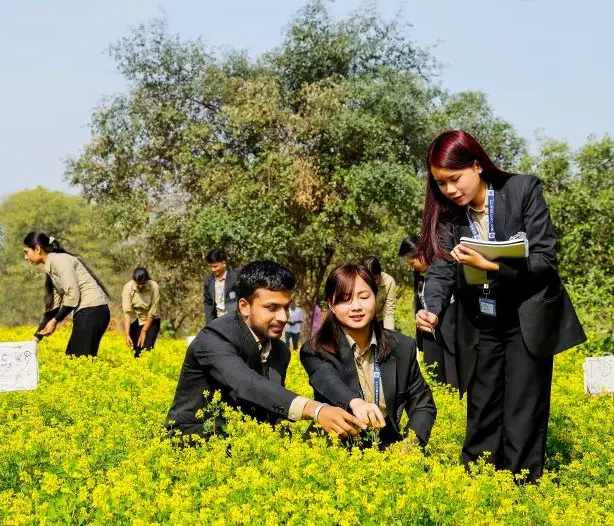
xmin=203 ymin=269 xmax=238 ymax=324
xmin=165 ymin=312 xmax=297 ymax=437
xmin=300 ymin=330 xmax=436 ymax=447
xmin=424 ymin=174 xmax=586 ymax=394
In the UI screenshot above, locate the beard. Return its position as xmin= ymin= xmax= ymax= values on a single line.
xmin=250 ymin=320 xmax=285 ymax=341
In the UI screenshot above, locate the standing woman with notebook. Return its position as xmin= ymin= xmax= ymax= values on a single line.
xmin=24 ymin=232 xmax=111 ymax=357
xmin=416 ymin=130 xmax=585 ymax=481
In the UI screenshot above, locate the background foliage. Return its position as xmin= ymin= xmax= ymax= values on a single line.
xmin=0 ymin=1 xmax=611 ymax=335
xmin=62 ymin=1 xmax=526 ymax=335
xmin=0 ymin=3 xmax=612 ymax=524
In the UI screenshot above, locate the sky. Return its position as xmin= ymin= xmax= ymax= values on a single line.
xmin=1 ymin=0 xmax=612 ymax=198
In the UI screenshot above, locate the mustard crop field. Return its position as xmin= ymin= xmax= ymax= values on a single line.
xmin=0 ymin=326 xmax=612 ymax=525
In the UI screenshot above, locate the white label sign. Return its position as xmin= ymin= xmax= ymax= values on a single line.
xmin=583 ymin=356 xmax=614 ymax=395
xmin=0 ymin=341 xmax=38 ymax=392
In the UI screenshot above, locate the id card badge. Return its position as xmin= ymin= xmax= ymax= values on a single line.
xmin=479 ymin=297 xmax=496 ymax=317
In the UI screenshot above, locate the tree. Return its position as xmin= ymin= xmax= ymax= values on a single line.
xmin=432 ymin=91 xmax=526 ymax=169
xmin=66 ymin=2 xmax=525 ymax=338
xmin=519 ymin=135 xmax=614 ymax=332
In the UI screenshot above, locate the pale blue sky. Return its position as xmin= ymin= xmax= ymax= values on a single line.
xmin=1 ymin=0 xmax=612 ymax=198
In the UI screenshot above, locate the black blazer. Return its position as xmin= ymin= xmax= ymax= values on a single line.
xmin=413 ymin=271 xmax=455 ymax=358
xmin=412 ymin=270 xmax=424 ymax=317
xmin=424 ymin=174 xmax=586 ymax=394
xmin=165 ymin=312 xmax=296 ymax=437
xmin=203 ymin=269 xmax=238 ymax=324
xmin=300 ymin=330 xmax=436 ymax=447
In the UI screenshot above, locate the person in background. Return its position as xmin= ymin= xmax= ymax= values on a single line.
xmin=166 ymin=260 xmax=366 ymax=441
xmin=285 ymin=299 xmax=303 ymax=351
xmin=416 ymin=130 xmax=586 ymax=481
xmin=203 ymin=248 xmax=238 ymax=325
xmin=300 ymin=263 xmax=436 ymax=448
xmin=362 ymin=256 xmax=397 ymax=330
xmin=122 ymin=267 xmax=161 ymax=358
xmin=399 ymin=235 xmax=458 ymax=388
xmin=312 ymin=297 xmax=323 ymax=335
xmin=24 ymin=232 xmax=111 ymax=357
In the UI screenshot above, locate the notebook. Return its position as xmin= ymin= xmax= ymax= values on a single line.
xmin=459 ymin=236 xmax=529 ymax=285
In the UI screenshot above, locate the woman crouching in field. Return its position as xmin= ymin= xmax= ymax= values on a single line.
xmin=121 ymin=267 xmax=162 ymax=358
xmin=300 ymin=263 xmax=436 ymax=448
xmin=24 ymin=232 xmax=111 ymax=357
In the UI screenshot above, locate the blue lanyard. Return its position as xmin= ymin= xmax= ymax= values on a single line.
xmin=466 ymin=183 xmax=495 ymax=241
xmin=357 ymin=349 xmax=380 ymax=407
xmin=373 ymin=357 xmax=380 ymax=407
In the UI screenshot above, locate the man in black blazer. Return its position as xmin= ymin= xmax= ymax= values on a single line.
xmin=167 ymin=260 xmax=366 ymax=440
xmin=203 ymin=248 xmax=238 ymax=324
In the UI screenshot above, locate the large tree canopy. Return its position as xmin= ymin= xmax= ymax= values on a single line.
xmin=66 ymin=1 xmax=525 ymax=335
xmin=519 ymin=135 xmax=614 ymax=332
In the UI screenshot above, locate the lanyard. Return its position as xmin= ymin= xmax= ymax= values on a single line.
xmin=467 ymin=183 xmax=495 ymax=241
xmin=357 ymin=349 xmax=380 ymax=407
xmin=373 ymin=357 xmax=381 ymax=407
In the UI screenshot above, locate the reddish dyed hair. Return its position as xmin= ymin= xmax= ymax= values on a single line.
xmin=311 ymin=263 xmax=390 ymax=360
xmin=419 ymin=130 xmax=515 ymax=263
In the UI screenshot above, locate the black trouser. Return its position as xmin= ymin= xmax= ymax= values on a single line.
xmin=463 ymin=323 xmax=553 ymax=482
xmin=66 ymin=305 xmax=110 ymax=357
xmin=129 ymin=318 xmax=161 ymax=357
xmin=285 ymin=332 xmax=300 ymax=351
xmin=419 ymin=331 xmax=459 ymax=389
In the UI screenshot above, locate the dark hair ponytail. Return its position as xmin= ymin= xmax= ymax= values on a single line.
xmin=24 ymin=231 xmax=111 ymax=310
xmin=132 ymin=267 xmax=151 ymax=282
xmin=23 ymin=232 xmax=62 ymax=255
xmin=361 ymin=256 xmax=382 ymax=277
xmin=398 ymin=235 xmax=420 ymax=259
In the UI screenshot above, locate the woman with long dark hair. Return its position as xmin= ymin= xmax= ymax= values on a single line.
xmin=300 ymin=263 xmax=436 ymax=448
xmin=416 ymin=130 xmax=585 ymax=481
xmin=24 ymin=232 xmax=111 ymax=357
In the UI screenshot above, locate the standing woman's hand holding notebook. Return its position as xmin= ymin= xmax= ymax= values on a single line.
xmin=459 ymin=236 xmax=529 ymax=285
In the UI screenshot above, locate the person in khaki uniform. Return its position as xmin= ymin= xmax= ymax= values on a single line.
xmin=24 ymin=232 xmax=111 ymax=357
xmin=362 ymin=256 xmax=397 ymax=330
xmin=122 ymin=267 xmax=161 ymax=357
